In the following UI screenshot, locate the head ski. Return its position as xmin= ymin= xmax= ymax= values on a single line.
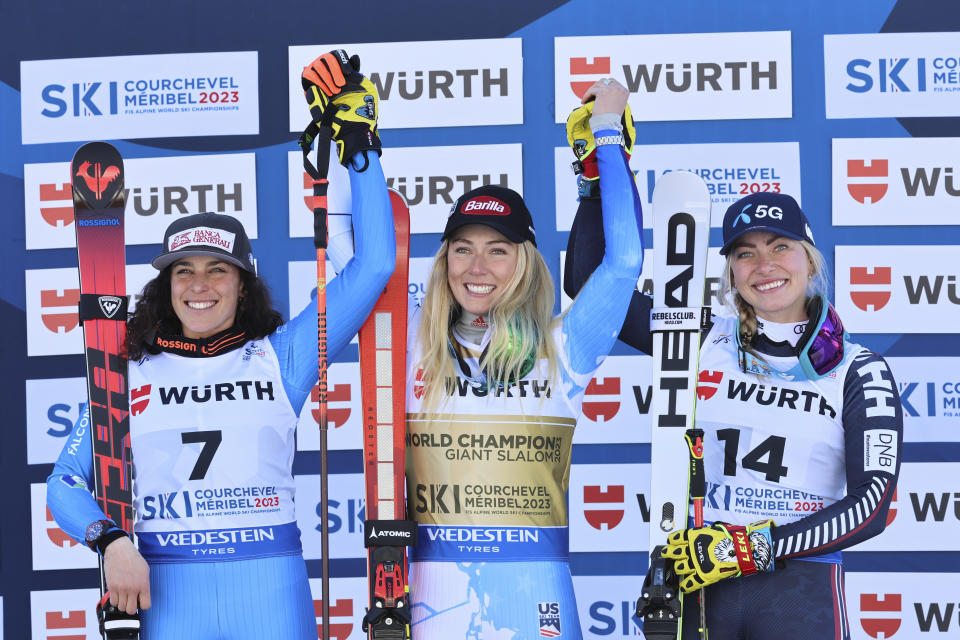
xmin=637 ymin=171 xmax=711 ymax=640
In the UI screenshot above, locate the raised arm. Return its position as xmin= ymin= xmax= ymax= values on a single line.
xmin=271 ymin=151 xmax=395 ymax=414
xmin=273 ymin=53 xmax=395 ymax=413
xmin=565 ymin=192 xmax=654 ymax=355
xmin=561 ymin=80 xmax=644 ymax=376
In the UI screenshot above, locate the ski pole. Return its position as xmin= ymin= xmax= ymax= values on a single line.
xmin=300 ymin=114 xmax=336 ymax=640
xmin=685 ymin=428 xmax=707 ymax=640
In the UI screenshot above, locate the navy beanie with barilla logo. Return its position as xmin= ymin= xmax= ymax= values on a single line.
xmin=720 ymin=192 xmax=815 ymax=256
xmin=443 ymin=185 xmax=537 ymax=247
xmin=152 ymin=212 xmax=256 ymax=272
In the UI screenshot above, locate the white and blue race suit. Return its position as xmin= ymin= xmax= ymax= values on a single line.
xmin=47 ymin=154 xmax=396 ymax=640
xmin=406 ymin=134 xmax=643 ymax=640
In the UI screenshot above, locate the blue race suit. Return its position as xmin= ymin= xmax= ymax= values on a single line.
xmin=406 ymin=134 xmax=643 ymax=640
xmin=47 ymin=154 xmax=396 ymax=640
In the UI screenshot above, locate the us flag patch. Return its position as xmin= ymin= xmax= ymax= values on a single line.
xmin=538 ymin=601 xmax=561 ymax=637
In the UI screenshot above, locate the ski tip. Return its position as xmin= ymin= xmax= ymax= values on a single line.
xmin=387 ymin=187 xmax=410 ymax=211
xmin=386 ymin=187 xmax=411 ymax=233
xmin=72 ymin=141 xmax=123 ymax=163
xmin=652 ymin=170 xmax=710 ymax=196
xmin=651 ymin=170 xmax=711 ymax=214
xmin=71 ymin=142 xmax=125 ymax=210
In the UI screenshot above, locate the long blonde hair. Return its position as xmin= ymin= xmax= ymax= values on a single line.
xmin=415 ymin=239 xmax=558 ymax=412
xmin=720 ymin=240 xmax=830 ymax=347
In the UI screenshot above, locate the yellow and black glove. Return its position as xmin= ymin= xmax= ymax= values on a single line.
xmin=566 ymin=99 xmax=636 ymax=197
xmin=302 ymin=50 xmax=381 ymax=168
xmin=661 ymin=520 xmax=775 ymax=593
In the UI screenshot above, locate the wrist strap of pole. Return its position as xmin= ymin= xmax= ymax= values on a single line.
xmin=298 ymin=103 xmax=340 ymax=251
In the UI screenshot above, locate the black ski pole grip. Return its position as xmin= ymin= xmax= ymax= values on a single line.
xmin=97 ymin=592 xmax=140 ymax=640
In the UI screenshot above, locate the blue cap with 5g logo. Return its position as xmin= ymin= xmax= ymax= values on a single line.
xmin=719 ymin=192 xmax=814 ymax=255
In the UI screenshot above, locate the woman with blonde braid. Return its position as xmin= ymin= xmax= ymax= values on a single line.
xmin=565 ymin=191 xmax=903 ymax=640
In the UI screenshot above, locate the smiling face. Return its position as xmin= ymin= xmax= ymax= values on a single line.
xmin=169 ymin=257 xmax=244 ymax=338
xmin=729 ymin=230 xmax=813 ymax=323
xmin=446 ymin=224 xmax=520 ymax=316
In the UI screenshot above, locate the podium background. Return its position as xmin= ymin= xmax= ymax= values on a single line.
xmin=3 ymin=0 xmax=959 ymax=638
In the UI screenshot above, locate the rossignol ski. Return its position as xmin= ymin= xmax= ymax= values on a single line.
xmin=71 ymin=141 xmax=140 ymax=640
xmin=636 ymin=171 xmax=711 ymax=640
xmin=359 ymin=189 xmax=416 ymax=640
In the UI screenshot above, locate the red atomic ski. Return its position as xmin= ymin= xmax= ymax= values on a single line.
xmin=359 ymin=188 xmax=416 ymax=640
xmin=72 ymin=141 xmax=139 ymax=639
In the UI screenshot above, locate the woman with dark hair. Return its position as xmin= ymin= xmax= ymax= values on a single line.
xmin=46 ymin=79 xmax=395 ymax=637
xmin=565 ymin=190 xmax=903 ymax=640
xmin=125 ymin=224 xmax=285 ymax=361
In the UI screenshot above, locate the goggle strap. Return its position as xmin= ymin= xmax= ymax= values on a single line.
xmin=794 ymin=295 xmax=825 ymax=355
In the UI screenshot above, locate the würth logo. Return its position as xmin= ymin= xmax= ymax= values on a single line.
xmin=847 ymin=159 xmax=888 ymax=204
xmin=569 ymin=56 xmax=612 ymax=98
xmin=312 ymin=597 xmax=354 ymax=640
xmin=696 ymin=370 xmax=723 ymax=401
xmin=158 ymin=380 xmax=274 ymax=405
xmin=886 ymin=488 xmax=897 ymax=526
xmin=568 ymin=54 xmax=780 ymax=99
xmin=583 ymin=485 xmax=625 ymax=530
xmin=850 ymin=267 xmax=892 ymax=312
xmin=859 ymin=593 xmax=901 ymax=639
xmin=311 ymin=383 xmax=352 ymax=428
xmin=131 ymin=385 xmax=152 ymax=416
xmin=461 ymin=196 xmax=510 ymax=215
xmin=41 ymin=287 xmax=80 ymax=334
xmin=45 ymin=505 xmax=79 ymax=548
xmin=38 ymin=182 xmax=74 ymax=228
xmin=582 ymin=376 xmax=621 ymax=422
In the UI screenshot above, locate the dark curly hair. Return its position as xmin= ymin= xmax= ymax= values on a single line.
xmin=126 ymin=266 xmax=284 ymax=360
